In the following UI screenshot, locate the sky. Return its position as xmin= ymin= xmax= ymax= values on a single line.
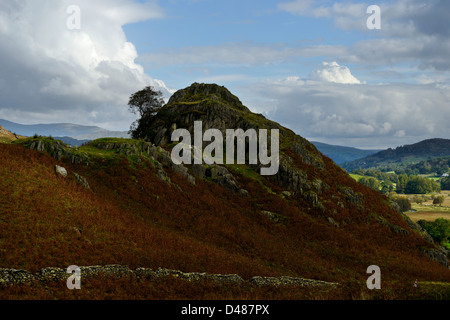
xmin=0 ymin=0 xmax=449 ymax=149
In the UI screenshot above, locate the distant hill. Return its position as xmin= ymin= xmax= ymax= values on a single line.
xmin=0 ymin=125 xmax=26 ymax=143
xmin=342 ymin=138 xmax=450 ymax=171
xmin=0 ymin=119 xmax=130 ymax=141
xmin=311 ymin=141 xmax=381 ymax=165
xmin=53 ymin=136 xmax=92 ymax=147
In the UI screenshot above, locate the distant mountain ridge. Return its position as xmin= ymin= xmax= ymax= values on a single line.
xmin=311 ymin=141 xmax=381 ymax=165
xmin=342 ymin=138 xmax=450 ymax=171
xmin=0 ymin=119 xmax=130 ymax=141
xmin=53 ymin=136 xmax=92 ymax=147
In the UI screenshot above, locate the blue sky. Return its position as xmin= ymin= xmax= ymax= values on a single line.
xmin=125 ymin=0 xmax=369 ymax=89
xmin=0 ymin=0 xmax=449 ymax=149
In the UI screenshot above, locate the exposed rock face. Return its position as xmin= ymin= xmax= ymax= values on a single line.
xmin=390 ymin=200 xmax=436 ymax=244
xmin=74 ymin=172 xmax=90 ymax=190
xmin=400 ymin=213 xmax=435 ymax=244
xmin=422 ymin=248 xmax=449 ymax=269
xmin=27 ymin=139 xmax=88 ymax=164
xmin=92 ymin=140 xmax=196 ymax=185
xmin=261 ymin=210 xmax=286 ymax=223
xmin=20 ymin=137 xmax=197 ymax=186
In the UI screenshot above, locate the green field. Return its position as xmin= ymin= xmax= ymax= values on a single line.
xmin=349 ymin=173 xmax=364 ymax=181
xmin=406 ymin=191 xmax=450 ymax=222
xmin=420 ymin=174 xmax=442 ymax=181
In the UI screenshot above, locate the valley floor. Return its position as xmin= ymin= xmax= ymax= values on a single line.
xmin=406 ymin=190 xmax=450 ymax=222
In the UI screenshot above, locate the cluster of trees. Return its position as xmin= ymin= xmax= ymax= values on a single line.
xmin=352 ymin=168 xmax=398 ymax=183
xmin=357 ymin=177 xmax=380 ymax=191
xmin=353 ymin=169 xmax=443 ymax=195
xmin=357 ymin=176 xmax=394 ymax=195
xmin=352 ymin=169 xmax=450 ymax=194
xmin=396 ymin=174 xmax=441 ymax=194
xmin=354 ymin=169 xmax=443 ymax=195
xmin=390 ymin=194 xmax=447 ymax=213
xmin=410 ymin=194 xmax=446 ymax=206
xmin=441 ymin=177 xmax=450 ymax=190
xmin=380 ymin=157 xmax=450 ymax=176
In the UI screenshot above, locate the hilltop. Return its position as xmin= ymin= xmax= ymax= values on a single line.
xmin=0 ymin=83 xmax=448 ymax=299
xmin=342 ymin=138 xmax=450 ymax=171
xmin=0 ymin=125 xmax=25 ymax=143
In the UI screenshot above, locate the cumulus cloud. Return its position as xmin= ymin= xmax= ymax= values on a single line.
xmin=309 ymin=62 xmax=361 ymax=84
xmin=0 ymin=0 xmax=171 ymax=130
xmin=240 ymin=76 xmax=450 ymax=149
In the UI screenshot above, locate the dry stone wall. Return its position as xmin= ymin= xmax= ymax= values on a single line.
xmin=0 ymin=265 xmax=338 ymax=288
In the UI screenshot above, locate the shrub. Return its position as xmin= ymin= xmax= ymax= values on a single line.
xmin=412 ymin=195 xmax=425 ymax=205
xmin=391 ymin=196 xmax=411 ymax=212
xmin=433 ymin=195 xmax=445 ymax=206
xmin=418 ymin=219 xmax=450 ymax=244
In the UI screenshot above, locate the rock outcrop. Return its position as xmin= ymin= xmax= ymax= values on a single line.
xmin=26 ymin=138 xmax=88 ymax=164
xmin=139 ymin=83 xmax=327 ymax=196
xmin=74 ymin=172 xmax=91 ymax=190
xmin=54 ymin=165 xmax=68 ymax=178
xmin=422 ymin=248 xmax=449 ymax=269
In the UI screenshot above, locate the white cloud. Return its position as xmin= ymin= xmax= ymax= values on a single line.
xmin=277 ymin=0 xmax=317 ymax=16
xmin=0 ymin=0 xmax=171 ymax=130
xmin=240 ymin=77 xmax=450 ymax=149
xmin=309 ymin=62 xmax=361 ymax=84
